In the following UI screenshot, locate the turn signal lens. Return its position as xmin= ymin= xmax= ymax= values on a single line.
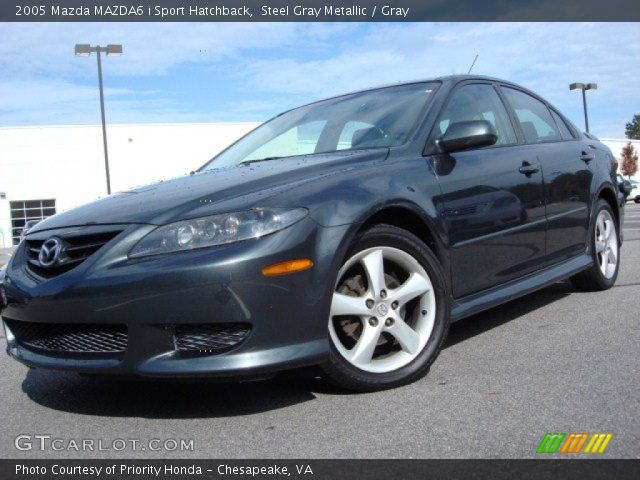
xmin=262 ymin=259 xmax=313 ymax=276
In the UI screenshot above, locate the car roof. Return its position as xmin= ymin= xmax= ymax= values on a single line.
xmin=285 ymin=75 xmax=524 ymax=113
xmin=357 ymin=74 xmax=511 ymax=91
xmin=285 ymin=74 xmax=584 ymax=137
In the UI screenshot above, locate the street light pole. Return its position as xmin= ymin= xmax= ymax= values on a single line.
xmin=95 ymin=48 xmax=111 ymax=195
xmin=569 ymin=82 xmax=597 ymax=133
xmin=75 ymin=43 xmax=123 ymax=195
xmin=581 ymin=87 xmax=589 ymax=133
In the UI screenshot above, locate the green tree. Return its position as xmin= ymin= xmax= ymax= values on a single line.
xmin=626 ymin=114 xmax=640 ymax=139
xmin=620 ymin=142 xmax=638 ymax=179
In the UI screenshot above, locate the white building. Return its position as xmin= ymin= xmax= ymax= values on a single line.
xmin=0 ymin=122 xmax=258 ymax=248
xmin=1 ymin=123 xmax=638 ymax=249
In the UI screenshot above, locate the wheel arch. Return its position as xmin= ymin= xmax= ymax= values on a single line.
xmin=595 ymin=183 xmax=620 ymax=227
xmin=350 ymin=202 xmax=448 ymax=269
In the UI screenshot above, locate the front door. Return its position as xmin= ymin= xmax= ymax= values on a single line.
xmin=430 ymin=83 xmax=547 ymax=298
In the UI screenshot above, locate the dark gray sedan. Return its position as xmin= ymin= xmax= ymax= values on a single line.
xmin=1 ymin=75 xmax=625 ymax=391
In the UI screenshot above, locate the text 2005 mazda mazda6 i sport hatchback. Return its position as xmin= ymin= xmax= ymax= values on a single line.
xmin=1 ymin=76 xmax=627 ymax=391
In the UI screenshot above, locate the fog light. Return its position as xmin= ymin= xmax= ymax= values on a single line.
xmin=261 ymin=259 xmax=313 ymax=276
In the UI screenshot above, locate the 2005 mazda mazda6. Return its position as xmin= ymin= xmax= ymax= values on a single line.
xmin=1 ymin=75 xmax=627 ymax=391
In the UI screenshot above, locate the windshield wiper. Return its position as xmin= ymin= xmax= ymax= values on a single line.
xmin=239 ymin=156 xmax=283 ymax=166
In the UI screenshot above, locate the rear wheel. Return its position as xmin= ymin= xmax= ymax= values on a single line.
xmin=571 ymin=199 xmax=620 ymax=291
xmin=322 ymin=224 xmax=449 ymax=392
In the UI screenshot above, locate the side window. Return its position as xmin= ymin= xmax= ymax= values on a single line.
xmin=550 ymin=110 xmax=574 ymax=140
xmin=502 ymin=87 xmax=561 ymax=144
xmin=436 ymin=84 xmax=517 ymax=146
xmin=243 ymin=120 xmax=326 ymax=161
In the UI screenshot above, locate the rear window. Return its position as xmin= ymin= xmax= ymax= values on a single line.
xmin=550 ymin=110 xmax=575 ymax=140
xmin=502 ymin=87 xmax=561 ymax=144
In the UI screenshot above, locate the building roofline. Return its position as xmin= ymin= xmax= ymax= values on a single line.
xmin=600 ymin=137 xmax=640 ymax=142
xmin=0 ymin=121 xmax=261 ymax=130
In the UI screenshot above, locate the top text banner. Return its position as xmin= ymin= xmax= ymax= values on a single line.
xmin=3 ymin=0 xmax=640 ymax=22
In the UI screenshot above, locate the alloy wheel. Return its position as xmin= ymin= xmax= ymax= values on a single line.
xmin=594 ymin=209 xmax=618 ymax=279
xmin=328 ymin=246 xmax=436 ymax=373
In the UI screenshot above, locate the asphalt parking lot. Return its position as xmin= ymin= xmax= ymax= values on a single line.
xmin=1 ymin=203 xmax=639 ymax=459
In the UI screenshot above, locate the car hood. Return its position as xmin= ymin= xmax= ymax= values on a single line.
xmin=30 ymin=149 xmax=387 ymax=232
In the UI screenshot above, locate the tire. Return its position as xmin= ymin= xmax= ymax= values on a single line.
xmin=571 ymin=199 xmax=620 ymax=291
xmin=634 ymin=197 xmax=640 ymax=204
xmin=322 ymin=224 xmax=449 ymax=392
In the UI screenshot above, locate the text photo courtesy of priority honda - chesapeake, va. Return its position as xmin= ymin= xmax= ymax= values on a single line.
xmin=0 ymin=1 xmax=639 ymax=479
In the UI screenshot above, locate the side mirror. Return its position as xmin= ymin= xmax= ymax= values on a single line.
xmin=620 ymin=180 xmax=633 ymax=196
xmin=436 ymin=120 xmax=498 ymax=154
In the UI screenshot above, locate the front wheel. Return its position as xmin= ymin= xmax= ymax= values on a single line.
xmin=571 ymin=199 xmax=620 ymax=291
xmin=322 ymin=224 xmax=449 ymax=392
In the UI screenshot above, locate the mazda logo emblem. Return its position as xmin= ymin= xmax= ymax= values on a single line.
xmin=375 ymin=303 xmax=389 ymax=317
xmin=38 ymin=238 xmax=63 ymax=268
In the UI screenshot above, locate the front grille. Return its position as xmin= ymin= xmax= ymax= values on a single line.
xmin=25 ymin=229 xmax=123 ymax=279
xmin=174 ymin=323 xmax=251 ymax=355
xmin=5 ymin=319 xmax=128 ymax=357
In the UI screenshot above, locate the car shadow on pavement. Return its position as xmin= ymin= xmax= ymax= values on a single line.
xmin=20 ymin=281 xmax=574 ymax=418
xmin=21 ymin=368 xmax=319 ymax=419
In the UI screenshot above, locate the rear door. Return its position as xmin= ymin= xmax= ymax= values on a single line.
xmin=429 ymin=82 xmax=547 ymax=298
xmin=500 ymin=87 xmax=592 ymax=263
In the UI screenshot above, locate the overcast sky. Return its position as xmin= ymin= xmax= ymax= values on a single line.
xmin=1 ymin=22 xmax=639 ymax=137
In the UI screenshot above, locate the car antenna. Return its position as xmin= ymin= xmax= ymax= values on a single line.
xmin=467 ymin=54 xmax=479 ymax=74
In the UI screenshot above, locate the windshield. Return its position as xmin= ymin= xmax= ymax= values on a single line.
xmin=201 ymin=82 xmax=438 ymax=170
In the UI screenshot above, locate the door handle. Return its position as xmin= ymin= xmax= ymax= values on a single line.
xmin=580 ymin=151 xmax=594 ymax=163
xmin=519 ymin=161 xmax=540 ymax=176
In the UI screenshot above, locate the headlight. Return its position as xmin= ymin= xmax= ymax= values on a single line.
xmin=129 ymin=208 xmax=308 ymax=258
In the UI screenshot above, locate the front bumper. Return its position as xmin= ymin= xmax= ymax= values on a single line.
xmin=1 ymin=218 xmax=350 ymax=378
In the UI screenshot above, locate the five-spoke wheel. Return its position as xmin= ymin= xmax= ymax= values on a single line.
xmin=323 ymin=224 xmax=448 ymax=391
xmin=571 ymin=199 xmax=620 ymax=291
xmin=594 ymin=209 xmax=618 ymax=279
xmin=329 ymin=246 xmax=436 ymax=373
